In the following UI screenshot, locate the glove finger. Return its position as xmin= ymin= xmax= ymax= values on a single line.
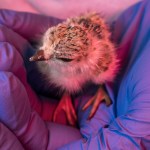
xmin=0 ymin=9 xmax=62 ymax=41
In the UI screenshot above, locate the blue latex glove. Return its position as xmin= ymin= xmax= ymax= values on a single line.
xmin=58 ymin=0 xmax=150 ymax=149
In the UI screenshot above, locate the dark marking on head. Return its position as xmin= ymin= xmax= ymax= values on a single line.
xmin=93 ymin=24 xmax=101 ymax=32
xmin=101 ymin=66 xmax=108 ymax=71
xmin=76 ymin=57 xmax=81 ymax=62
xmin=51 ymin=31 xmax=54 ymax=35
xmin=67 ymin=26 xmax=72 ymax=30
xmin=78 ymin=18 xmax=91 ymax=28
xmin=92 ymin=24 xmax=103 ymax=39
xmin=97 ymin=34 xmax=102 ymax=39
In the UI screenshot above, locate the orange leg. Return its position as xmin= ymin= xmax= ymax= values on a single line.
xmin=82 ymin=85 xmax=112 ymax=119
xmin=53 ymin=93 xmax=77 ymax=126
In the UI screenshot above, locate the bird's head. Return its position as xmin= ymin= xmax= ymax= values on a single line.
xmin=29 ymin=22 xmax=91 ymax=68
xmin=29 ymin=13 xmax=118 ymax=83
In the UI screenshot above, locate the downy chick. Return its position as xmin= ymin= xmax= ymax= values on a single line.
xmin=29 ymin=13 xmax=119 ymax=125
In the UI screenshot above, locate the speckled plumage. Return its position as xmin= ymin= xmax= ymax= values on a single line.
xmin=30 ymin=13 xmax=119 ymax=95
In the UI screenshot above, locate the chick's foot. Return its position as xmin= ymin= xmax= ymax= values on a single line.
xmin=53 ymin=93 xmax=77 ymax=126
xmin=82 ymin=86 xmax=112 ymax=119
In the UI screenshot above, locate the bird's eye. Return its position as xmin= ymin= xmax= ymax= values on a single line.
xmin=57 ymin=58 xmax=73 ymax=62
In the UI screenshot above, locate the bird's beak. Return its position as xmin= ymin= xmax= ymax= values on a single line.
xmin=29 ymin=50 xmax=51 ymax=62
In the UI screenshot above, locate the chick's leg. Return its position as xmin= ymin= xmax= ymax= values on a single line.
xmin=53 ymin=93 xmax=77 ymax=126
xmin=82 ymin=85 xmax=112 ymax=119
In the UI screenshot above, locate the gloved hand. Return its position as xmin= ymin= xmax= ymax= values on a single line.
xmin=0 ymin=9 xmax=82 ymax=150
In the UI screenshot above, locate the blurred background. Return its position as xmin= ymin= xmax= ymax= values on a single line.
xmin=0 ymin=0 xmax=38 ymax=13
xmin=0 ymin=0 xmax=141 ymax=22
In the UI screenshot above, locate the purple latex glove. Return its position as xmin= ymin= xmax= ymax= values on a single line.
xmin=0 ymin=122 xmax=24 ymax=150
xmin=0 ymin=9 xmax=82 ymax=150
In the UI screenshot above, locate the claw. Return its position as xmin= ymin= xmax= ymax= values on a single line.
xmin=82 ymin=85 xmax=112 ymax=119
